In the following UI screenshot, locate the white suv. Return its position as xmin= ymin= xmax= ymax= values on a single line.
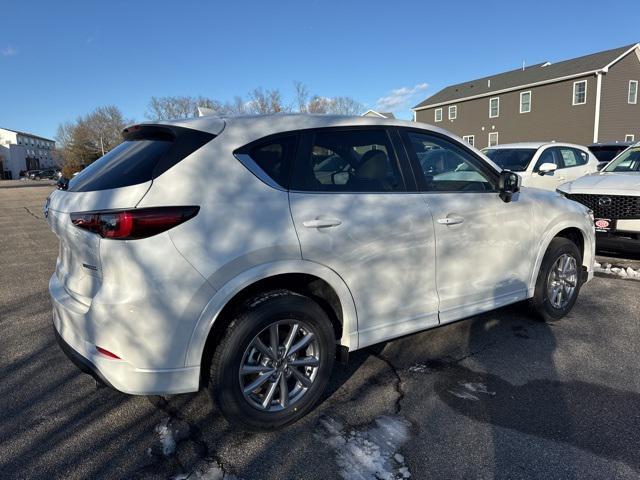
xmin=483 ymin=142 xmax=599 ymax=191
xmin=46 ymin=115 xmax=595 ymax=429
xmin=558 ymin=142 xmax=640 ymax=254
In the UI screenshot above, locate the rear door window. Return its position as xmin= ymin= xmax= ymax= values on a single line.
xmin=67 ymin=125 xmax=214 ymax=192
xmin=558 ymin=148 xmax=581 ymax=168
xmin=572 ymin=148 xmax=589 ymax=165
xmin=290 ymin=129 xmax=404 ymax=192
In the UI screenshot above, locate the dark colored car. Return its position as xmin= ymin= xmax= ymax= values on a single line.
xmin=588 ymin=141 xmax=633 ymax=170
xmin=30 ymin=169 xmax=60 ymax=180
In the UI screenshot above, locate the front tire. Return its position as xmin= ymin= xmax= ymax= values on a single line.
xmin=531 ymin=237 xmax=583 ymax=322
xmin=209 ymin=290 xmax=335 ymax=430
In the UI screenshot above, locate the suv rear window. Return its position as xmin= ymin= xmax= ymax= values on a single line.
xmin=67 ymin=125 xmax=214 ymax=192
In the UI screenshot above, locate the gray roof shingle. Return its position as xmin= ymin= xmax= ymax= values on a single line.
xmin=413 ymin=44 xmax=638 ymax=109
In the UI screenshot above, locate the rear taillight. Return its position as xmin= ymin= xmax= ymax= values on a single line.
xmin=70 ymin=206 xmax=199 ymax=240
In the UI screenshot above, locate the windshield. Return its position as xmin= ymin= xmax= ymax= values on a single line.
xmin=483 ymin=148 xmax=537 ymax=172
xmin=603 ymin=146 xmax=640 ymax=172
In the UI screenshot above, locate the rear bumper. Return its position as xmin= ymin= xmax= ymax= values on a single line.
xmin=54 ymin=327 xmax=115 ymax=389
xmin=50 ymin=273 xmax=201 ymax=395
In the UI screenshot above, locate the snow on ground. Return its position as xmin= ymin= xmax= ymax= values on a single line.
xmin=594 ymin=261 xmax=640 ymax=280
xmin=156 ymin=418 xmax=177 ymax=456
xmin=173 ymin=461 xmax=235 ymax=480
xmin=447 ymin=381 xmax=495 ymax=401
xmin=316 ymin=415 xmax=412 ymax=480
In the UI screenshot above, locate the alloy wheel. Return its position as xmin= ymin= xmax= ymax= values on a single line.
xmin=239 ymin=320 xmax=320 ymax=412
xmin=547 ymin=253 xmax=578 ymax=309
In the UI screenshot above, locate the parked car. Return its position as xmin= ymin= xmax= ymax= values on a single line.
xmin=482 ymin=142 xmax=599 ymax=191
xmin=558 ymin=143 xmax=640 ymax=254
xmin=588 ymin=141 xmax=633 ymax=170
xmin=27 ymin=169 xmax=43 ymax=180
xmin=37 ymin=169 xmax=61 ymax=180
xmin=46 ymin=115 xmax=595 ymax=429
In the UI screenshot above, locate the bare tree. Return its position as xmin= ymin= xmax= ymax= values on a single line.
xmin=327 ymin=96 xmax=365 ymax=115
xmin=307 ymin=95 xmax=331 ymax=113
xmin=292 ymin=82 xmax=364 ymax=115
xmin=56 ymin=105 xmax=131 ymax=177
xmin=146 ymin=95 xmax=228 ymax=120
xmin=293 ymin=81 xmax=309 ymax=113
xmin=248 ymin=88 xmax=290 ymax=114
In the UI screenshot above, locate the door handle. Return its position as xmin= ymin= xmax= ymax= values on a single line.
xmin=437 ymin=216 xmax=464 ymax=225
xmin=303 ymin=218 xmax=342 ymax=229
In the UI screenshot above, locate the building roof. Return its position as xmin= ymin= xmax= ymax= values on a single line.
xmin=413 ymin=43 xmax=639 ymax=110
xmin=0 ymin=127 xmax=55 ymax=143
xmin=362 ymin=110 xmax=396 ymax=119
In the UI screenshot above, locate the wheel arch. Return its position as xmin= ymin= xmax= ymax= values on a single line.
xmin=529 ymin=220 xmax=594 ymax=293
xmin=185 ymin=260 xmax=358 ymax=372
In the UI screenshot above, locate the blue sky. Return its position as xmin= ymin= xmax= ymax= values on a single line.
xmin=1 ymin=0 xmax=638 ymax=140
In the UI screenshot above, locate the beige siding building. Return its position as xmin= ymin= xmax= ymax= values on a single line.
xmin=413 ymin=44 xmax=640 ymax=149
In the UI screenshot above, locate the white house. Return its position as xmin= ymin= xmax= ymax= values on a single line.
xmin=0 ymin=127 xmax=56 ymax=179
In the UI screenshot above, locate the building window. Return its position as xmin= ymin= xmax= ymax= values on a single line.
xmin=629 ymin=80 xmax=638 ymax=104
xmin=488 ymin=132 xmax=499 ymax=147
xmin=489 ymin=97 xmax=499 ymax=118
xmin=448 ymin=105 xmax=457 ymax=120
xmin=434 ymin=108 xmax=443 ymax=122
xmin=520 ymin=91 xmax=532 ymax=113
xmin=462 ymin=135 xmax=475 ymax=147
xmin=573 ymin=80 xmax=587 ymax=105
xmin=625 ymin=134 xmax=635 ymax=142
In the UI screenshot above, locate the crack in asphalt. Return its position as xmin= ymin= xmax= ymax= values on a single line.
xmin=367 ymin=339 xmax=501 ymax=415
xmin=24 ymin=206 xmax=43 ymax=220
xmin=367 ymin=350 xmax=406 ymax=414
xmin=137 ymin=396 xmax=231 ymax=479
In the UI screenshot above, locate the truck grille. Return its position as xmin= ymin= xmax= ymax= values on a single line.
xmin=566 ymin=193 xmax=640 ymax=219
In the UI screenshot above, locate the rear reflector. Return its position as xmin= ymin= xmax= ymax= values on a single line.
xmin=96 ymin=346 xmax=121 ymax=359
xmin=70 ymin=206 xmax=199 ymax=240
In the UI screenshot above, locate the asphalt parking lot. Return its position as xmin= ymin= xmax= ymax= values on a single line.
xmin=1 ymin=184 xmax=639 ymax=480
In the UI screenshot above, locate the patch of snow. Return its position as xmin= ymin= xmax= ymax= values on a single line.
xmin=448 ymin=381 xmax=495 ymax=401
xmin=174 ymin=460 xmax=235 ymax=480
xmin=408 ymin=364 xmax=428 ymax=373
xmin=156 ymin=418 xmax=177 ymax=456
xmin=461 ymin=382 xmax=495 ymax=396
xmin=447 ymin=389 xmax=479 ymax=401
xmin=595 ymin=262 xmax=640 ymax=280
xmin=316 ymin=415 xmax=411 ymax=480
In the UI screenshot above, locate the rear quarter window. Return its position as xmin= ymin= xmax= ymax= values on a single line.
xmin=235 ymin=135 xmax=298 ymax=189
xmin=67 ymin=125 xmax=214 ymax=192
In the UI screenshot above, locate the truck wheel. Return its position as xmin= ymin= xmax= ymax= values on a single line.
xmin=531 ymin=237 xmax=583 ymax=322
xmin=209 ymin=290 xmax=335 ymax=430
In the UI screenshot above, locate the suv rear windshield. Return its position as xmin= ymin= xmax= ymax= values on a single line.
xmin=67 ymin=125 xmax=214 ymax=192
xmin=483 ymin=148 xmax=537 ymax=172
xmin=588 ymin=146 xmax=629 ymax=163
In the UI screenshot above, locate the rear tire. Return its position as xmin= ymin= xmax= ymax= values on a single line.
xmin=209 ymin=290 xmax=335 ymax=430
xmin=530 ymin=237 xmax=583 ymax=322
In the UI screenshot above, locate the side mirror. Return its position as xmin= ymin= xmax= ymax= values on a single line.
xmin=537 ymin=162 xmax=558 ymax=175
xmin=498 ymin=170 xmax=521 ymax=203
xmin=596 ymin=162 xmax=607 ymax=171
